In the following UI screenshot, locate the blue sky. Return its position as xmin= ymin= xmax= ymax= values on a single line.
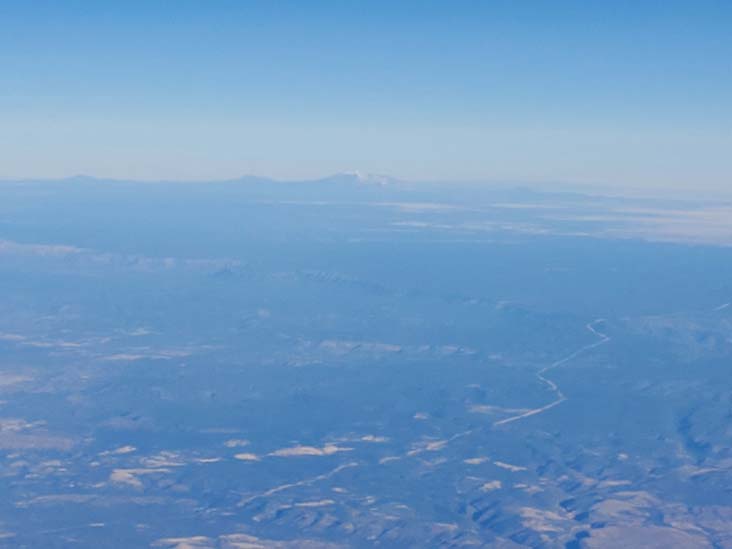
xmin=1 ymin=1 xmax=730 ymax=190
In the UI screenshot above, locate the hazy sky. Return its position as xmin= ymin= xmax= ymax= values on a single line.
xmin=1 ymin=1 xmax=730 ymax=191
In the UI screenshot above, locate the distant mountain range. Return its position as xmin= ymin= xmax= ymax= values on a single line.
xmin=7 ymin=172 xmax=405 ymax=187
xmin=3 ymin=173 xmax=729 ymax=206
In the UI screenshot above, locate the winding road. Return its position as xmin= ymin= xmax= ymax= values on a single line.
xmin=494 ymin=319 xmax=610 ymax=427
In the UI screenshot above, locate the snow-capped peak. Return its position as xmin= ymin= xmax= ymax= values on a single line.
xmin=326 ymin=171 xmax=398 ymax=186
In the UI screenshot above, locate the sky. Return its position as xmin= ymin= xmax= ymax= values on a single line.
xmin=1 ymin=0 xmax=730 ymax=192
